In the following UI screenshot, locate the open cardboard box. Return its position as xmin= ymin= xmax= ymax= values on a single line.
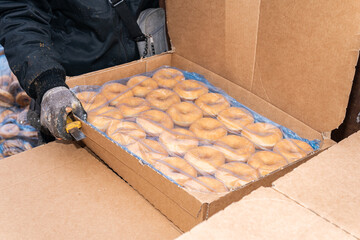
xmin=66 ymin=0 xmax=360 ymax=231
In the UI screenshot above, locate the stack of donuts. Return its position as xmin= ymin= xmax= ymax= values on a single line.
xmin=74 ymin=67 xmax=315 ymax=194
xmin=0 ymin=73 xmax=36 ymax=159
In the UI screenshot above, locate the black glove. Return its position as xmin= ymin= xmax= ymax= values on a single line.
xmin=40 ymin=87 xmax=87 ymax=140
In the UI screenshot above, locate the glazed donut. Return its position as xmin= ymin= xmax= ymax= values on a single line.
xmin=76 ymin=91 xmax=108 ymax=111
xmin=126 ymin=75 xmax=158 ymax=97
xmin=242 ymin=122 xmax=283 ymax=149
xmin=0 ymin=109 xmax=14 ymax=123
xmin=152 ymin=68 xmax=185 ymax=88
xmin=101 ymin=83 xmax=134 ymax=106
xmin=247 ymin=151 xmax=288 ymax=176
xmin=127 ymin=139 xmax=168 ymax=165
xmin=106 ymin=120 xmax=146 ymax=146
xmin=0 ymin=89 xmax=14 ymax=107
xmin=87 ymin=106 xmax=123 ymax=132
xmin=184 ymin=146 xmax=225 ymax=174
xmin=273 ymin=139 xmax=313 ymax=163
xmin=136 ymin=110 xmax=174 ymax=136
xmin=217 ymin=107 xmax=254 ymax=132
xmin=15 ymin=92 xmax=31 ymax=107
xmin=173 ymin=80 xmax=208 ymax=100
xmin=153 ymin=157 xmax=197 ymax=186
xmin=184 ymin=176 xmax=228 ymax=193
xmin=195 ymin=93 xmax=230 ymax=116
xmin=146 ymin=89 xmax=180 ymax=111
xmin=0 ymin=123 xmax=20 ymax=139
xmin=159 ymin=128 xmax=199 ymax=156
xmin=214 ymin=162 xmax=260 ymax=190
xmin=20 ymin=130 xmax=38 ymax=139
xmin=2 ymin=139 xmax=32 ymax=156
xmin=189 ymin=118 xmax=227 ymax=141
xmin=116 ymin=97 xmax=151 ymax=118
xmin=166 ymin=102 xmax=203 ymax=127
xmin=213 ymin=135 xmax=255 ymax=162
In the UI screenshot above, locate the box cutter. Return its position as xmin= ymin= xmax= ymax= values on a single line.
xmin=65 ymin=107 xmax=86 ymax=141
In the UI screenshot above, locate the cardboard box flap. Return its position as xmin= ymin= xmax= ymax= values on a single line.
xmin=167 ymin=0 xmax=360 ymax=132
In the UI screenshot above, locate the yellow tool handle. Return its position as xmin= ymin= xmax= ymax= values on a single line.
xmin=66 ymin=121 xmax=82 ymax=133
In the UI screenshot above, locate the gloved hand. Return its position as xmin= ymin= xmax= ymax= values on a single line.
xmin=40 ymin=86 xmax=87 ymax=140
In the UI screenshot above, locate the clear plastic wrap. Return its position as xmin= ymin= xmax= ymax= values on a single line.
xmin=71 ymin=66 xmax=320 ymax=194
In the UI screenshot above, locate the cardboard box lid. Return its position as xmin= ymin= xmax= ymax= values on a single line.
xmin=166 ymin=0 xmax=360 ymax=132
xmin=177 ymin=187 xmax=355 ymax=240
xmin=273 ymin=131 xmax=360 ymax=238
xmin=0 ymin=142 xmax=181 ymax=239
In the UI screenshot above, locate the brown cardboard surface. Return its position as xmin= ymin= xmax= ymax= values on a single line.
xmin=177 ymin=187 xmax=355 ymax=240
xmin=0 ymin=142 xmax=181 ymax=240
xmin=167 ymin=0 xmax=360 ymax=132
xmin=273 ymin=131 xmax=360 ymax=238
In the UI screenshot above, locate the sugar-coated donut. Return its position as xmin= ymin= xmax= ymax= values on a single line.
xmin=159 ymin=128 xmax=199 ymax=156
xmin=116 ymin=97 xmax=151 ymax=118
xmin=217 ymin=107 xmax=254 ymax=132
xmin=273 ymin=139 xmax=313 ymax=163
xmin=127 ymin=75 xmax=158 ymax=97
xmin=242 ymin=122 xmax=283 ymax=149
xmin=195 ymin=93 xmax=230 ymax=116
xmin=184 ymin=146 xmax=225 ymax=174
xmin=184 ymin=176 xmax=228 ymax=193
xmin=213 ymin=135 xmax=255 ymax=162
xmin=153 ymin=157 xmax=197 ymax=186
xmin=173 ymin=80 xmax=208 ymax=100
xmin=247 ymin=151 xmax=288 ymax=176
xmin=146 ymin=89 xmax=180 ymax=111
xmin=152 ymin=68 xmax=185 ymax=88
xmin=101 ymin=83 xmax=133 ymax=106
xmin=76 ymin=91 xmax=108 ymax=111
xmin=106 ymin=120 xmax=146 ymax=146
xmin=189 ymin=118 xmax=227 ymax=141
xmin=0 ymin=89 xmax=14 ymax=107
xmin=127 ymin=139 xmax=168 ymax=165
xmin=15 ymin=92 xmax=31 ymax=107
xmin=0 ymin=123 xmax=20 ymax=139
xmin=136 ymin=110 xmax=174 ymax=136
xmin=166 ymin=102 xmax=203 ymax=127
xmin=87 ymin=106 xmax=123 ymax=132
xmin=215 ymin=162 xmax=260 ymax=190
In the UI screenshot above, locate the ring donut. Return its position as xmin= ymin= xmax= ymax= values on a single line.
xmin=76 ymin=91 xmax=108 ymax=112
xmin=127 ymin=75 xmax=158 ymax=97
xmin=184 ymin=146 xmax=225 ymax=174
xmin=0 ymin=89 xmax=14 ymax=107
xmin=87 ymin=106 xmax=123 ymax=132
xmin=215 ymin=162 xmax=260 ymax=190
xmin=213 ymin=135 xmax=255 ymax=162
xmin=242 ymin=122 xmax=283 ymax=149
xmin=189 ymin=118 xmax=227 ymax=141
xmin=153 ymin=157 xmax=197 ymax=186
xmin=195 ymin=93 xmax=230 ymax=116
xmin=166 ymin=102 xmax=203 ymax=127
xmin=152 ymin=68 xmax=185 ymax=88
xmin=217 ymin=107 xmax=254 ymax=132
xmin=116 ymin=97 xmax=151 ymax=118
xmin=15 ymin=92 xmax=31 ymax=107
xmin=136 ymin=110 xmax=174 ymax=136
xmin=173 ymin=80 xmax=208 ymax=100
xmin=159 ymin=128 xmax=199 ymax=156
xmin=106 ymin=120 xmax=146 ymax=146
xmin=184 ymin=176 xmax=228 ymax=193
xmin=127 ymin=139 xmax=168 ymax=165
xmin=101 ymin=83 xmax=133 ymax=106
xmin=146 ymin=89 xmax=180 ymax=111
xmin=0 ymin=123 xmax=20 ymax=139
xmin=247 ymin=151 xmax=288 ymax=176
xmin=273 ymin=139 xmax=313 ymax=162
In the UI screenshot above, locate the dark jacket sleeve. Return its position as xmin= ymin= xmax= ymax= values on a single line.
xmin=0 ymin=1 xmax=68 ymax=102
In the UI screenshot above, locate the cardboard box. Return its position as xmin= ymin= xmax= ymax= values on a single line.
xmin=177 ymin=187 xmax=356 ymax=240
xmin=66 ymin=0 xmax=360 ymax=231
xmin=0 ymin=142 xmax=181 ymax=239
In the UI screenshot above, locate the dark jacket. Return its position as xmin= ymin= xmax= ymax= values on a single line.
xmin=0 ymin=0 xmax=158 ymax=102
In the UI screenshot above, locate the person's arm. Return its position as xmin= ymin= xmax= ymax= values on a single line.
xmin=0 ymin=1 xmax=86 ymax=140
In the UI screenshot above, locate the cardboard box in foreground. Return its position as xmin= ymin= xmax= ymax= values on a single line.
xmin=66 ymin=0 xmax=360 ymax=231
